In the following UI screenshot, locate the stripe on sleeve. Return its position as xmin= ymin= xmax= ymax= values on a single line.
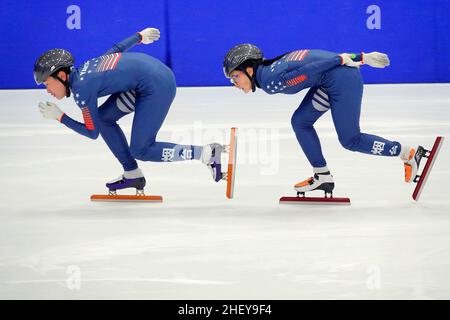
xmin=82 ymin=107 xmax=95 ymax=130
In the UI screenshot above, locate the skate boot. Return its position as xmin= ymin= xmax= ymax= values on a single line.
xmin=294 ymin=172 xmax=335 ymax=197
xmin=106 ymin=168 xmax=146 ymax=195
xmin=401 ymin=145 xmax=425 ymax=183
xmin=201 ymin=143 xmax=224 ymax=182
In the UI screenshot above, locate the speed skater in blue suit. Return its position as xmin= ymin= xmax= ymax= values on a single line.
xmin=34 ymin=27 xmax=224 ymax=194
xmin=223 ymin=44 xmax=422 ymax=195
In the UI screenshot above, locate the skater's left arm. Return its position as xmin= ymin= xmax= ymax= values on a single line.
xmin=61 ymin=96 xmax=100 ymax=140
xmin=104 ymin=28 xmax=161 ymax=55
xmin=39 ymin=99 xmax=100 ymax=140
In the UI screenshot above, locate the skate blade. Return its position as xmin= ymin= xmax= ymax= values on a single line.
xmin=91 ymin=194 xmax=163 ymax=202
xmin=412 ymin=136 xmax=444 ymax=201
xmin=279 ymin=196 xmax=351 ymax=205
xmin=226 ymin=127 xmax=238 ymax=199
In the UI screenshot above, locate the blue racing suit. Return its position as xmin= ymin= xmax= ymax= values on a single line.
xmin=60 ymin=33 xmax=202 ymax=171
xmin=255 ymin=49 xmax=401 ymax=169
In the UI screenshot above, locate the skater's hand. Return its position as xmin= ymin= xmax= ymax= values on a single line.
xmin=363 ymin=52 xmax=390 ymax=68
xmin=38 ymin=101 xmax=64 ymax=122
xmin=138 ymin=28 xmax=160 ymax=44
xmin=339 ymin=53 xmax=362 ymax=68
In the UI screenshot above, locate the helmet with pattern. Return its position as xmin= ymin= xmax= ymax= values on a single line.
xmin=223 ymin=43 xmax=263 ymax=79
xmin=34 ymin=49 xmax=74 ymax=97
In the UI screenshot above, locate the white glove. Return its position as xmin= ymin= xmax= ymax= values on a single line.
xmin=138 ymin=28 xmax=160 ymax=44
xmin=363 ymin=52 xmax=390 ymax=68
xmin=339 ymin=53 xmax=362 ymax=68
xmin=38 ymin=101 xmax=64 ymax=121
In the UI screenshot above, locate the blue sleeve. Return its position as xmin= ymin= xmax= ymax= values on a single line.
xmin=103 ymin=33 xmax=143 ymax=55
xmin=280 ymin=56 xmax=342 ymax=90
xmin=60 ymin=98 xmax=100 ymax=140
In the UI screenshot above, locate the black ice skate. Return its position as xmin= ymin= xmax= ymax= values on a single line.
xmin=91 ymin=175 xmax=162 ymax=202
xmin=201 ymin=128 xmax=238 ymax=199
xmin=106 ymin=175 xmax=147 ymax=195
xmin=202 ymin=143 xmax=224 ymax=182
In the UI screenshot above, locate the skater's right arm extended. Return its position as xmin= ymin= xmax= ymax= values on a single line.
xmin=104 ymin=28 xmax=161 ymax=55
xmin=277 ymin=54 xmax=358 ymax=91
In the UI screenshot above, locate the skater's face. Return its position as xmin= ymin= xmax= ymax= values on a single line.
xmin=43 ymin=71 xmax=67 ymax=100
xmin=229 ymin=67 xmax=254 ymax=93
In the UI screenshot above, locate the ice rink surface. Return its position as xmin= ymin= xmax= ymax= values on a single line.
xmin=0 ymin=84 xmax=449 ymax=299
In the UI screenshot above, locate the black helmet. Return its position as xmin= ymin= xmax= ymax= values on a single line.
xmin=33 ymin=49 xmax=74 ymax=85
xmin=223 ymin=43 xmax=263 ymax=78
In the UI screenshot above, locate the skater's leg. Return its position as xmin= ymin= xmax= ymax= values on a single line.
xmin=129 ymin=90 xmax=203 ymax=162
xmin=98 ymin=92 xmax=138 ymax=171
xmin=97 ymin=92 xmax=149 ymax=193
xmin=329 ymin=68 xmax=402 ymax=157
xmin=291 ymin=87 xmax=330 ymax=169
xmin=291 ymin=87 xmax=336 ymax=193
